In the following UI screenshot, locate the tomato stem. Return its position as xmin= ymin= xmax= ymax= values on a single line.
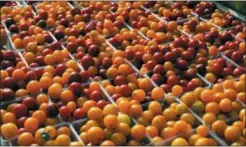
xmin=41 ymin=131 xmax=50 ymax=141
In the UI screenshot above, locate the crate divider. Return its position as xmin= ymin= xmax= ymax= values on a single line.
xmin=0 ymin=92 xmax=46 ymax=107
xmin=221 ymin=53 xmax=241 ymax=68
xmin=14 ymin=0 xmax=25 ymax=7
xmin=174 ymin=98 xmax=228 ymax=146
xmin=178 ymin=28 xmax=193 ymax=38
xmin=67 ymin=1 xmax=75 ymax=9
xmin=71 ymin=1 xmax=83 ymax=9
xmin=1 ymin=93 xmax=63 ymax=146
xmin=99 ymin=84 xmax=115 ymax=104
xmin=68 ymin=123 xmax=85 ymax=145
xmin=236 ymin=99 xmax=246 ymax=108
xmin=140 ymin=5 xmax=168 ymax=24
xmin=196 ymin=73 xmax=212 ymax=88
xmin=1 ymin=22 xmax=17 ymax=51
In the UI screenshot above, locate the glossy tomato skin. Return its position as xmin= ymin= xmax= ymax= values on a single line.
xmin=73 ymin=108 xmax=86 ymax=119
xmin=59 ymin=106 xmax=71 ymax=118
xmin=80 ymin=71 xmax=89 ymax=82
xmin=167 ymin=76 xmax=180 ymax=87
xmin=119 ymin=84 xmax=131 ymax=97
xmin=22 ymin=97 xmax=37 ymax=110
xmin=17 ymin=117 xmax=28 ymax=128
xmin=90 ymin=90 xmax=103 ymax=102
xmin=1 ymin=88 xmax=15 ymax=101
xmin=96 ymin=100 xmax=110 ymax=109
xmin=14 ymin=104 xmax=28 ymax=118
xmin=1 ymin=123 xmax=18 ymax=139
xmin=68 ymin=82 xmax=84 ymax=96
xmin=47 ymin=103 xmax=59 ymax=117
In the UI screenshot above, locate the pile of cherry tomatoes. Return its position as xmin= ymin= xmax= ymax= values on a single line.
xmin=0 ymin=1 xmax=245 ymax=146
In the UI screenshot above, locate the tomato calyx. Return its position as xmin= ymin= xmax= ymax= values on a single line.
xmin=41 ymin=131 xmax=50 ymax=141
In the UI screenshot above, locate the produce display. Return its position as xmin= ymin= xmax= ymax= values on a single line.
xmin=0 ymin=1 xmax=245 ymax=146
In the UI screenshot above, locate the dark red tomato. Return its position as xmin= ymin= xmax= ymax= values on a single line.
xmin=47 ymin=103 xmax=59 ymax=117
xmin=212 ymin=63 xmax=223 ymax=75
xmin=153 ymin=65 xmax=165 ymax=74
xmin=14 ymin=104 xmax=28 ymax=118
xmin=90 ymin=90 xmax=103 ymax=102
xmin=68 ymin=82 xmax=83 ymax=96
xmin=55 ymin=64 xmax=67 ymax=76
xmin=96 ymin=100 xmax=110 ymax=109
xmin=167 ymin=76 xmax=180 ymax=87
xmin=160 ymin=84 xmax=171 ymax=93
xmin=84 ymin=88 xmax=90 ymax=98
xmin=56 ymin=101 xmax=64 ymax=109
xmin=59 ymin=106 xmax=71 ymax=118
xmin=17 ymin=117 xmax=28 ymax=128
xmin=73 ymin=108 xmax=86 ymax=119
xmin=151 ymin=74 xmax=165 ymax=86
xmin=233 ymin=67 xmax=245 ymax=77
xmin=186 ymin=81 xmax=199 ymax=91
xmin=111 ymin=94 xmax=122 ymax=102
xmin=25 ymin=71 xmax=38 ymax=83
xmin=146 ymin=60 xmax=157 ymax=71
xmin=1 ymin=88 xmax=15 ymax=101
xmin=22 ymin=97 xmax=37 ymax=110
xmin=33 ymin=68 xmax=44 ymax=79
xmin=118 ymin=84 xmax=131 ymax=97
xmin=114 ymin=75 xmax=128 ymax=86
